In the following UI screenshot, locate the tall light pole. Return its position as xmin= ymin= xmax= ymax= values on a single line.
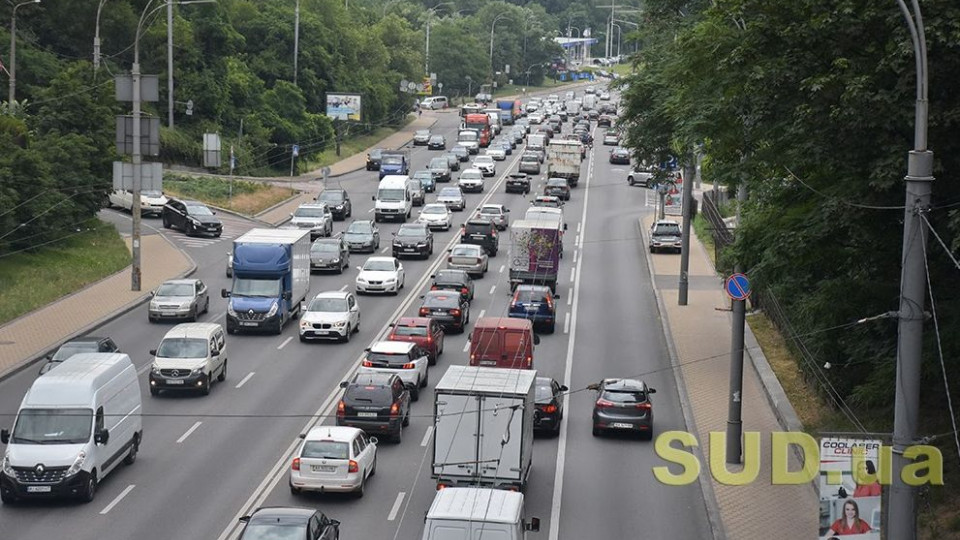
xmin=94 ymin=0 xmax=108 ymax=71
xmin=423 ymin=3 xmax=454 ymax=76
xmin=568 ymin=26 xmax=581 ymax=63
xmin=167 ymin=1 xmax=174 ymax=127
xmin=293 ymin=0 xmax=300 ymax=86
xmin=488 ymin=12 xmax=510 ymax=83
xmin=8 ymin=0 xmax=40 ymax=105
xmin=889 ymin=0 xmax=933 ymax=538
xmin=611 ymin=22 xmax=621 ymax=58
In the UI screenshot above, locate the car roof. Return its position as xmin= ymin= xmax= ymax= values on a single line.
xmin=423 ymin=290 xmax=459 ymax=302
xmin=465 ymin=218 xmax=493 ymax=226
xmin=516 ymin=284 xmax=551 ymax=294
xmin=370 ymin=340 xmax=415 ymax=353
xmin=61 ymin=336 xmax=109 ymax=345
xmin=349 ymin=372 xmax=396 ymax=386
xmin=304 ymin=425 xmax=362 ymax=442
xmin=311 ymin=290 xmax=349 ymax=300
xmin=462 ymin=168 xmax=482 ymax=174
xmin=422 ymin=203 xmax=448 ymax=210
xmin=296 ymin=203 xmax=328 ymax=209
xmin=452 ymin=243 xmax=483 ymax=251
xmin=602 ymin=378 xmax=647 ymax=392
xmin=394 ymin=316 xmax=431 ymax=327
xmin=161 ymin=278 xmax=199 ymax=286
xmin=365 ymin=256 xmax=397 ymax=264
xmin=434 ymin=269 xmax=469 ymax=281
xmin=654 ymin=219 xmax=680 ymax=226
xmin=479 ymin=204 xmax=504 ymax=211
xmin=472 ymin=317 xmax=532 ymax=330
xmin=162 ymin=322 xmax=222 ymax=339
xmin=250 ymin=506 xmax=316 ymax=520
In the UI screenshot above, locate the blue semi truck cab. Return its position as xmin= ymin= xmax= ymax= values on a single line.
xmin=496 ymin=100 xmax=515 ymax=125
xmin=379 ymin=150 xmax=410 ymax=180
xmin=221 ymin=228 xmax=312 ymax=335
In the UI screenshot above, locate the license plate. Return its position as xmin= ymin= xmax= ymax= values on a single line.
xmin=526 ymin=306 xmax=540 ymax=312
xmin=240 ymin=322 xmax=258 ymax=327
xmin=610 ymin=422 xmax=633 ymax=429
xmin=27 ymin=486 xmax=52 ymax=493
xmin=357 ymin=412 xmax=377 ymax=418
xmin=311 ymin=465 xmax=337 ymax=472
xmin=471 ymin=234 xmax=484 ymax=239
xmin=404 ymin=248 xmax=416 ymax=252
xmin=434 ymin=310 xmax=447 ymax=315
xmin=167 ymin=379 xmax=185 ymax=385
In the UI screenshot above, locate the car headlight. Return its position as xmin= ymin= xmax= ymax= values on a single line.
xmin=191 ymin=367 xmax=205 ymax=375
xmin=151 ymin=364 xmax=161 ymax=374
xmin=333 ymin=321 xmax=347 ymax=328
xmin=335 ymin=204 xmax=344 ymax=209
xmin=357 ymin=277 xmax=367 ymax=284
xmin=393 ymin=241 xmax=402 ymax=247
xmin=65 ymin=451 xmax=86 ymax=476
xmin=330 ymin=258 xmax=340 ymax=263
xmin=384 ymin=278 xmax=396 ymax=283
xmin=180 ymin=302 xmax=193 ymax=310
xmin=266 ymin=302 xmax=279 ymax=317
xmin=300 ymin=319 xmax=310 ymax=329
xmin=2 ymin=453 xmax=14 ymax=476
xmin=417 ymin=242 xmax=428 ymax=247
xmin=149 ymin=300 xmax=159 ymax=309
xmin=189 ymin=217 xmax=201 ymax=226
xmin=227 ymin=304 xmax=237 ymax=317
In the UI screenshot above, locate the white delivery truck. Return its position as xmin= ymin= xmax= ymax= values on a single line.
xmin=432 ymin=366 xmax=536 ymax=491
xmin=582 ymin=94 xmax=597 ymax=111
xmin=1 ymin=353 xmax=142 ymax=504
xmin=546 ymin=139 xmax=583 ymax=187
xmin=373 ymin=175 xmax=413 ymax=223
xmin=421 ymin=487 xmax=541 ymax=540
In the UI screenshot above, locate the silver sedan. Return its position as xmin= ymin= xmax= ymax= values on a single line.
xmin=437 ymin=187 xmax=467 ymax=212
xmin=446 ymin=244 xmax=488 ymax=278
xmin=148 ymin=279 xmax=210 ymax=322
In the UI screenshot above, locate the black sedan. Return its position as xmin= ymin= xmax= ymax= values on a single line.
xmin=428 ymin=135 xmax=447 ymax=150
xmin=161 ymin=197 xmax=222 ymax=237
xmin=392 ymin=223 xmax=433 ymax=259
xmin=534 ymin=377 xmax=567 ymax=436
xmin=39 ymin=336 xmax=120 ymax=375
xmin=430 ymin=269 xmax=475 ymax=302
xmin=418 ymin=291 xmax=470 ymax=333
xmin=505 ymin=173 xmax=531 ymax=194
xmin=451 ymin=145 xmax=470 ymax=162
xmin=543 ymin=178 xmax=571 ymax=201
xmin=609 ymin=147 xmax=631 ymax=165
xmin=238 ymin=507 xmax=339 ymax=540
xmin=589 ymin=378 xmax=656 ymax=440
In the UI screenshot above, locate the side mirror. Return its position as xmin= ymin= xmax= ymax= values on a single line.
xmin=339 ymin=381 xmax=349 ymax=388
xmin=467 ymin=334 xmax=472 ymax=342
xmin=149 ymin=349 xmax=157 ymax=356
xmin=648 ymin=388 xmax=657 ymax=394
xmin=419 ymin=295 xmax=425 ymax=299
xmin=300 ymin=301 xmax=307 ymax=313
xmin=370 ymin=436 xmax=379 ymax=445
xmin=289 ymin=212 xmax=294 ymax=217
xmin=298 ymin=433 xmax=306 ymax=439
xmin=221 ymin=288 xmax=230 ymax=298
xmin=586 ymin=383 xmax=600 ymax=391
xmin=552 ymin=293 xmax=561 ymax=299
xmin=149 ymin=291 xmax=155 ymax=297
xmin=371 ymin=195 xmax=376 ymax=201
xmin=211 ymin=348 xmax=220 ymax=356
xmin=0 ymin=429 xmax=9 ymax=444
xmin=330 ymin=520 xmax=341 ymax=528
xmin=239 ymin=516 xmax=251 ymax=524
xmin=430 ymin=274 xmax=436 ymax=278
xmin=94 ymin=428 xmax=110 ymax=445
xmin=564 ymin=223 xmax=568 ymax=230
xmin=283 ymin=291 xmax=292 ymax=302
xmin=526 ymin=518 xmax=541 ymax=532
xmin=356 ymin=266 xmax=363 ymax=271
xmin=559 ymin=385 xmax=569 ymax=392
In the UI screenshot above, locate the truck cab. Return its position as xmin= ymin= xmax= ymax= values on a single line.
xmin=421 ymin=488 xmax=540 ymax=540
xmin=379 ymin=151 xmax=409 ymax=180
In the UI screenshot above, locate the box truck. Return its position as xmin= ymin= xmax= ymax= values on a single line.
xmin=509 ymin=220 xmax=562 ymax=293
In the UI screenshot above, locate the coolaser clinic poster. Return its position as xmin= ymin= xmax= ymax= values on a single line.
xmin=818 ymin=438 xmax=882 ymax=539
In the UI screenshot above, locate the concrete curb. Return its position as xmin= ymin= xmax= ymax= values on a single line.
xmin=636 ymin=217 xmax=728 ymax=540
xmin=0 ymin=232 xmax=198 ymax=384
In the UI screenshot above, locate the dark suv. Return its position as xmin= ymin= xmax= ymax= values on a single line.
xmin=460 ymin=219 xmax=499 ymax=257
xmin=366 ymin=148 xmax=384 ymax=170
xmin=316 ymin=189 xmax=352 ymax=220
xmin=162 ymin=198 xmax=222 ymax=237
xmin=392 ymin=223 xmax=433 ymax=259
xmin=337 ymin=373 xmax=410 ymax=443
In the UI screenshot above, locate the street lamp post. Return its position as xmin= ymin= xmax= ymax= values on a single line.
xmin=293 ymin=0 xmax=300 ymax=86
xmin=94 ymin=0 xmax=107 ymax=71
xmin=489 ymin=12 xmax=510 ymax=83
xmin=424 ymin=3 xmax=454 ymax=76
xmin=8 ymin=0 xmax=40 ymax=105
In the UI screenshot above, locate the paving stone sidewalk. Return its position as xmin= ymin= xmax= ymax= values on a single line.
xmin=642 ymin=211 xmax=819 ymax=539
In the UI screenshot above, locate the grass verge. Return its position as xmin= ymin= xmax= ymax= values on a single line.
xmin=303 ymin=118 xmax=415 ymax=170
xmin=163 ymin=174 xmax=292 ymax=216
xmin=0 ymin=222 xmax=130 ymax=326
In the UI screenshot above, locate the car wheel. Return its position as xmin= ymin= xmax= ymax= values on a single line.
xmin=290 ymin=484 xmax=301 ymax=495
xmin=355 ymin=472 xmax=365 ymax=499
xmin=162 ymin=216 xmax=171 ymax=229
xmin=420 ymin=372 xmax=428 ymax=388
xmin=394 ymin=423 xmax=404 ymax=443
xmin=411 ymin=384 xmax=420 ymax=402
xmin=344 ymin=326 xmax=352 ymax=343
xmin=547 ymin=322 xmax=556 ymax=334
xmin=204 ymin=298 xmax=210 ymax=314
xmin=402 ymin=409 xmax=410 ymax=427
xmin=218 ymin=360 xmax=227 ymax=382
xmin=642 ymin=429 xmax=654 ymax=441
xmin=0 ymin=488 xmax=16 ymax=505
xmin=299 ymin=335 xmax=308 ymax=343
xmin=150 ymin=387 xmax=160 ymax=397
xmin=79 ymin=471 xmax=98 ymax=503
xmin=201 ymin=374 xmax=211 ymax=396
xmin=123 ymin=435 xmax=139 ymax=465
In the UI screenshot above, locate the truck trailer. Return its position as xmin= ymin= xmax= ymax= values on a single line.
xmin=508 ymin=220 xmax=562 ymax=293
xmin=546 ymin=139 xmax=583 ymax=187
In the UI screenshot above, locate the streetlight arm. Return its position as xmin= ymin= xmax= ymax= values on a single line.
xmin=894 ymin=0 xmax=928 ymax=150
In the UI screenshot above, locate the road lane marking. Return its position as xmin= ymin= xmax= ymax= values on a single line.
xmin=499 ymin=264 xmax=505 ymax=273
xmin=489 ymin=285 xmax=496 ymax=295
xmin=380 ymin=246 xmax=390 ymax=253
xmin=478 ymin=309 xmax=485 ymax=318
xmin=214 ymin=311 xmax=226 ymax=320
xmin=577 ymin=222 xmax=581 ymax=233
xmin=572 ymin=250 xmax=578 ymax=263
xmin=235 ymin=372 xmax=255 ymax=389
xmin=569 ymin=267 xmax=576 ymax=282
xmin=137 ymin=363 xmax=152 ymax=376
xmin=462 ymin=342 xmax=470 ymax=353
xmin=388 ymin=492 xmax=406 ymax=521
xmin=277 ymin=336 xmax=293 ymax=350
xmin=368 ymin=208 xmax=374 ymax=213
xmin=564 ymin=313 xmax=571 ymax=334
xmin=567 ymin=288 xmax=573 ymax=306
xmin=420 ymin=426 xmax=434 ymax=447
xmin=575 ymin=234 xmax=580 ymax=245
xmin=99 ymin=484 xmax=135 ymax=515
xmin=177 ymin=421 xmax=203 ymax=444
xmin=339 ymin=284 xmax=348 ymax=291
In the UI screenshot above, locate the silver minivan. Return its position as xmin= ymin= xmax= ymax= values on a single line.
xmin=149 ymin=323 xmax=227 ymax=396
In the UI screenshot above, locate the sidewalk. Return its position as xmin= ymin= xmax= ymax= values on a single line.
xmin=641 ymin=207 xmax=819 ymax=539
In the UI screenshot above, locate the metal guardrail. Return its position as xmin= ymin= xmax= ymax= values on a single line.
xmin=702 ymin=190 xmax=734 ymax=271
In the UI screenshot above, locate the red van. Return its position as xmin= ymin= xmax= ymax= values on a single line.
xmin=468 ymin=317 xmax=540 ymax=369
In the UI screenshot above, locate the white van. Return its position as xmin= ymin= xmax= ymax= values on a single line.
xmin=373 ymin=175 xmax=412 ymax=223
xmin=149 ymin=322 xmax=227 ymax=396
xmin=421 ymin=487 xmax=540 ymax=540
xmin=421 ymin=96 xmax=449 ymax=110
xmin=484 ymin=109 xmax=502 ymax=135
xmin=0 ymin=353 xmax=142 ymax=504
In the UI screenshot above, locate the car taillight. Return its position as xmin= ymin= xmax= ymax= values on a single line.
xmin=511 ymin=289 xmax=520 ymax=307
xmin=390 ymin=403 xmax=400 ymax=416
xmin=432 ymin=285 xmax=439 ymax=290
xmin=427 ymin=334 xmax=433 ymax=344
xmin=337 ymin=400 xmax=346 ymax=418
xmin=543 ymin=404 xmax=558 ymax=413
xmin=450 ymin=309 xmax=461 ymax=316
xmin=546 ymin=295 xmax=554 ymax=310
xmin=348 ymin=460 xmax=359 ymax=473
xmin=292 ymin=457 xmax=301 ymax=471
xmin=419 ymin=308 xmax=430 ymax=316
xmin=402 ymin=362 xmax=416 ymax=369
xmin=526 ymin=355 xmax=532 ymax=368
xmin=637 ymin=402 xmax=652 ymax=411
xmin=362 ymin=360 xmax=373 ymax=367
xmin=596 ymin=399 xmax=615 ymax=409
xmin=448 ymin=257 xmax=453 ymax=263
xmin=461 ymin=287 xmax=469 ymax=295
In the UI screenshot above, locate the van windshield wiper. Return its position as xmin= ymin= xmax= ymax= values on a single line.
xmin=12 ymin=436 xmax=45 ymax=444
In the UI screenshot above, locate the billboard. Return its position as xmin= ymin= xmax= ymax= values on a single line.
xmin=417 ymin=77 xmax=433 ymax=96
xmin=325 ymin=93 xmax=362 ymax=121
xmin=818 ymin=438 xmax=882 ymax=539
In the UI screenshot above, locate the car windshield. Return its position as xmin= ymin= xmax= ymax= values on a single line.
xmin=521 ymin=156 xmax=538 ymax=163
xmin=318 ymin=191 xmax=344 ymax=203
xmin=377 ymin=188 xmax=406 ymax=202
xmin=382 ymin=156 xmax=403 ymax=165
xmin=157 ymin=338 xmax=209 ymax=358
xmin=301 ymin=440 xmax=349 ymax=460
xmin=142 ymin=190 xmax=163 ymax=198
xmin=186 ymin=204 xmax=213 ymax=216
xmin=51 ymin=342 xmax=100 ymax=361
xmin=344 ymin=385 xmax=392 ymax=404
xmin=308 ymin=297 xmax=348 ymax=312
xmin=416 ymin=130 xmax=430 ymax=137
xmin=232 ymin=278 xmax=281 ymax=297
xmin=311 ymin=242 xmax=339 ymax=253
xmin=393 ymin=325 xmax=427 ymax=337
xmin=547 ymin=179 xmax=567 ymax=186
xmin=464 ymin=223 xmax=491 ymax=235
xmin=430 ymin=158 xmax=448 ymax=169
xmin=423 ymin=295 xmax=457 ymax=308
xmin=422 ymin=206 xmax=447 ymax=215
xmin=434 ymin=271 xmax=465 ymax=285
xmin=369 ymin=149 xmax=383 ymax=159
xmin=535 ymin=385 xmax=555 ymax=403
xmin=515 ymin=288 xmax=548 ymax=302
xmin=462 ymin=172 xmax=482 ymax=180
xmin=156 ymin=283 xmax=194 ymax=296
xmin=439 ymin=188 xmax=461 ymax=198
xmin=294 ymin=207 xmax=327 ymax=218
xmin=430 ymin=136 xmax=444 ymax=142
xmin=602 ymin=389 xmax=647 ymax=403
xmin=363 ymin=260 xmax=395 ymax=272
xmin=11 ymin=408 xmax=93 ymax=445
xmin=458 ymin=132 xmax=477 ymax=142
xmin=347 ymin=222 xmax=374 ymax=234
xmin=397 ymin=228 xmax=425 ymax=238
xmin=475 ymin=157 xmax=493 ymax=164
xmin=655 ymin=224 xmax=681 ymax=236
xmin=479 ymin=207 xmax=501 ymax=216
xmin=239 ymin=523 xmax=307 ymax=540
xmin=451 ymin=246 xmax=479 ymax=256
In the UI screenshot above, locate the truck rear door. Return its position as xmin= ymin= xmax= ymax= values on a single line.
xmin=433 ymin=394 xmax=479 ymax=480
xmin=479 ymin=395 xmax=525 ymax=483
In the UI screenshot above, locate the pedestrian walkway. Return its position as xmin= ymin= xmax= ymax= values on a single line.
xmin=0 ymin=234 xmax=194 ymax=380
xmin=641 ymin=209 xmax=819 ymax=539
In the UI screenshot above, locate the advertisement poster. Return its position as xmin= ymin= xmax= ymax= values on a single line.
xmin=325 ymin=93 xmax=362 ymax=121
xmin=663 ymin=172 xmax=683 ymax=216
xmin=818 ymin=437 xmax=882 ymax=539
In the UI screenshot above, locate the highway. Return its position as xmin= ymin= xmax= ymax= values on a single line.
xmin=0 ymin=87 xmax=712 ymax=539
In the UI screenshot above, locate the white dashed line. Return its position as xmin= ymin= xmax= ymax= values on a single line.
xmin=489 ymin=285 xmax=496 ymax=295
xmin=99 ymin=484 xmax=135 ymax=515
xmin=569 ymin=268 xmax=576 ymax=282
xmin=214 ymin=311 xmax=226 ymax=321
xmin=177 ymin=421 xmax=203 ymax=444
xmin=462 ymin=341 xmax=470 ymax=352
xmin=380 ymin=246 xmax=390 ymax=254
xmin=499 ymin=265 xmax=505 ymax=273
xmin=572 ymin=250 xmax=578 ymax=263
xmin=577 ymin=222 xmax=582 ymax=233
xmin=277 ymin=336 xmax=293 ymax=350
xmin=564 ymin=313 xmax=571 ymax=334
xmin=235 ymin=372 xmax=255 ymax=389
xmin=420 ymin=426 xmax=434 ymax=447
xmin=567 ymin=288 xmax=573 ymax=306
xmin=368 ymin=208 xmax=374 ymax=213
xmin=388 ymin=492 xmax=406 ymax=521
xmin=478 ymin=309 xmax=486 ymax=318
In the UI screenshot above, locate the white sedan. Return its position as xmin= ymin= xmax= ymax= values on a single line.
xmin=289 ymin=426 xmax=377 ymax=497
xmin=109 ymin=189 xmax=168 ymax=216
xmin=299 ymin=291 xmax=360 ymax=342
xmin=485 ymin=147 xmax=507 ymax=161
xmin=472 ymin=155 xmax=497 ymax=177
xmin=356 ymin=257 xmax=405 ymax=295
xmin=417 ymin=203 xmax=453 ymax=230
xmin=458 ymin=169 xmax=485 ymax=193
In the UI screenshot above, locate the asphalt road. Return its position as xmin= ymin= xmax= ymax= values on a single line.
xmin=0 ymin=87 xmax=712 ymax=540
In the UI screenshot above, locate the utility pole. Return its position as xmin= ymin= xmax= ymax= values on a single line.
xmin=131 ymin=47 xmax=144 ymax=291
xmin=888 ymin=1 xmax=933 ymax=538
xmin=167 ymin=0 xmax=174 ymax=128
xmin=678 ymin=157 xmax=694 ymax=305
xmin=293 ymin=0 xmax=300 ymax=86
xmin=725 ymin=180 xmax=748 ymax=463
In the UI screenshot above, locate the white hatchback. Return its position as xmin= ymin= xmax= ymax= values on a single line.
xmin=485 ymin=147 xmax=507 ymax=161
xmin=289 ymin=426 xmax=378 ymax=497
xmin=358 ymin=340 xmax=430 ymax=401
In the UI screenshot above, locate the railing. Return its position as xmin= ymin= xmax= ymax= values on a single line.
xmin=701 ymin=190 xmax=734 ymax=271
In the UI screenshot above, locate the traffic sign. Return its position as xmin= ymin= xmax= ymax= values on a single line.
xmin=291 ymin=144 xmax=299 ymax=157
xmin=725 ymin=273 xmax=751 ymax=301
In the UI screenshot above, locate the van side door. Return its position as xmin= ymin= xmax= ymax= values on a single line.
xmin=213 ymin=329 xmax=226 ymax=374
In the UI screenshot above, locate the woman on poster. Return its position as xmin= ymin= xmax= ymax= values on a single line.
xmin=853 ymin=460 xmax=881 ymax=498
xmin=828 ymin=499 xmax=872 ymax=535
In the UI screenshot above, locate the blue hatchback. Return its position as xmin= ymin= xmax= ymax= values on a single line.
xmin=508 ymin=285 xmax=559 ymax=334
